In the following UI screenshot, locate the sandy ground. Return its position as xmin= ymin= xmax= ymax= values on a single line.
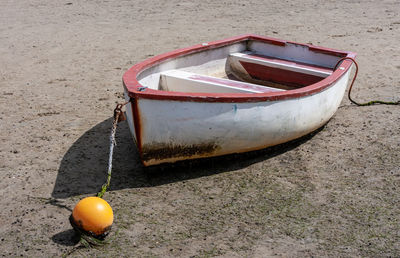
xmin=1 ymin=0 xmax=400 ymax=256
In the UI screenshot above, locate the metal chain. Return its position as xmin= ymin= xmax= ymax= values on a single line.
xmin=97 ymin=101 xmax=129 ymax=198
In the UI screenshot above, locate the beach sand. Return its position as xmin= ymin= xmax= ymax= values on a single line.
xmin=1 ymin=0 xmax=399 ymax=256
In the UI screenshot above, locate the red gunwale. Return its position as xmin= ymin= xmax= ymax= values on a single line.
xmin=122 ymin=34 xmax=356 ymax=103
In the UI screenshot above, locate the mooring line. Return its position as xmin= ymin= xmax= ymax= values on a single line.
xmin=64 ymin=101 xmax=130 ymax=257
xmin=97 ymin=101 xmax=130 ymax=198
xmin=334 ymin=57 xmax=399 ymax=106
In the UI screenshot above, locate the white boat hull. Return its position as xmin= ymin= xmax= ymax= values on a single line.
xmin=124 ymin=69 xmax=350 ymax=166
xmin=122 ymin=34 xmax=356 ymax=166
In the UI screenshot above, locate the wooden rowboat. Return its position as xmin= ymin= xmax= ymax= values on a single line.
xmin=122 ymin=34 xmax=356 ymax=166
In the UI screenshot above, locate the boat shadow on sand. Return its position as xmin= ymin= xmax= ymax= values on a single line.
xmin=52 ymin=117 xmax=324 ymax=199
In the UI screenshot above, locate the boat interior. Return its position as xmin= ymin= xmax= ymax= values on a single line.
xmin=137 ymin=40 xmax=345 ymax=94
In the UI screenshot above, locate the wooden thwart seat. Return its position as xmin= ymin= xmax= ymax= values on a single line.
xmin=159 ymin=70 xmax=285 ymax=94
xmin=229 ymin=52 xmax=333 ymax=77
xmin=228 ymin=52 xmax=334 ymax=87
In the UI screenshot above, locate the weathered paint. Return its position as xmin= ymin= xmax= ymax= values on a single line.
xmin=189 ymin=74 xmax=282 ymax=93
xmin=122 ymin=34 xmax=357 ymax=166
xmin=141 ymin=142 xmax=220 ymax=165
xmin=159 ymin=69 xmax=282 ymax=93
xmin=230 ymin=52 xmax=333 ymax=76
xmin=239 ymin=61 xmax=326 ymax=87
xmin=122 ymin=34 xmax=355 ymax=103
xmin=133 ymin=70 xmax=350 ymax=166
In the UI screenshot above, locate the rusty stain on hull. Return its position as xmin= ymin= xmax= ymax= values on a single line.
xmin=141 ymin=142 xmax=220 ymax=163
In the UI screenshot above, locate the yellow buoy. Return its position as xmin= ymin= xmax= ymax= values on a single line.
xmin=72 ymin=197 xmax=113 ymax=237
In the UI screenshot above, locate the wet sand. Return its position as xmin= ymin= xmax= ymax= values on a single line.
xmin=1 ymin=0 xmax=399 ymax=256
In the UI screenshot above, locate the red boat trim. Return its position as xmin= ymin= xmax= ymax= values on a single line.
xmin=254 ymin=37 xmax=286 ymax=47
xmin=130 ymin=96 xmax=144 ymax=163
xmin=123 ymin=34 xmax=356 ymax=103
xmin=307 ymin=45 xmax=350 ymax=57
xmin=240 ymin=53 xmax=334 ymax=74
xmin=239 ymin=61 xmax=326 ymax=87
